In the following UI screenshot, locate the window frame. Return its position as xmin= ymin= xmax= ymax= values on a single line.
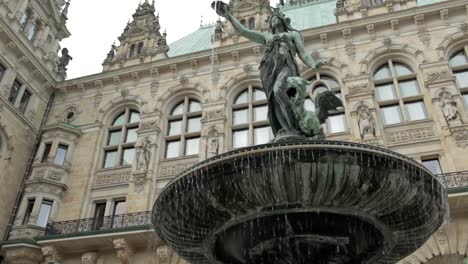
xmin=36 ymin=199 xmax=53 ymax=228
xmin=54 ymin=144 xmax=69 ymax=166
xmin=449 ymin=45 xmax=468 ymax=107
xmin=22 ymin=198 xmax=36 ymax=225
xmin=165 ymin=97 xmax=202 ymax=159
xmin=231 ymin=85 xmax=271 ymax=148
xmin=102 ymin=108 xmax=140 ymax=169
xmin=307 ymin=73 xmax=348 ymax=134
xmin=421 ymin=157 xmax=443 ymax=175
xmin=373 ymin=59 xmax=428 ymax=126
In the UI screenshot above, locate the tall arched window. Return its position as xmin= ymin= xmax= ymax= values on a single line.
xmin=373 ymin=60 xmax=427 ymax=125
xmin=26 ymin=21 xmax=38 ymax=41
xmin=103 ymin=108 xmax=140 ymax=168
xmin=165 ymin=97 xmax=202 ymax=158
xmin=129 ymin=44 xmax=136 ymax=58
xmin=449 ymin=46 xmax=468 ymax=107
xmin=307 ymin=74 xmax=347 ymax=134
xmin=232 ymin=86 xmax=272 ymax=148
xmin=248 ymin=18 xmax=256 ymax=30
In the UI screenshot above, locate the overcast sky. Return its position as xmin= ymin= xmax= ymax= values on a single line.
xmin=62 ymin=0 xmax=279 ymax=80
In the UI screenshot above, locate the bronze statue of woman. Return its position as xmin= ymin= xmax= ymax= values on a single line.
xmin=212 ymin=1 xmax=325 ymax=138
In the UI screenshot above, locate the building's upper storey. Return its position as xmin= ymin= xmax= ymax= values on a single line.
xmin=0 ymin=0 xmax=71 ymax=82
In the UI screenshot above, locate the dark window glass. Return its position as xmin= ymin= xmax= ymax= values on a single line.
xmin=23 ymin=198 xmax=35 ymax=225
xmin=422 ymin=159 xmax=442 ymax=175
xmin=137 ymin=42 xmax=144 ymax=54
xmin=8 ymin=80 xmax=22 ymax=104
xmin=42 ymin=143 xmax=52 ymax=163
xmin=113 ymin=200 xmax=127 ymax=216
xmin=54 ymin=144 xmax=68 ymax=166
xmin=37 ymin=200 xmax=53 ymax=227
xmin=248 ymin=18 xmax=255 ymax=30
xmin=129 ymin=44 xmax=136 ymax=58
xmin=93 ymin=202 xmax=106 ymax=230
xmin=104 ymin=150 xmax=118 ymax=168
xmin=0 ymin=63 xmax=6 ymax=82
xmin=18 ymin=89 xmax=31 ymax=113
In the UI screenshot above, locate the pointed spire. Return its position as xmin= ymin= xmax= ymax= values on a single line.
xmin=61 ymin=0 xmax=71 ymax=19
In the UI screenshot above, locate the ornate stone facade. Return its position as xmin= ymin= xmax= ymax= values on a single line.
xmin=1 ymin=0 xmax=468 ymax=263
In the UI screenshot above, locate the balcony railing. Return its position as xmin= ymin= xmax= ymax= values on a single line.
xmin=439 ymin=170 xmax=468 ymax=190
xmin=44 ymin=211 xmax=152 ymax=236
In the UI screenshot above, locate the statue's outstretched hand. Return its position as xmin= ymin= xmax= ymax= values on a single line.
xmin=314 ymin=59 xmax=328 ymax=69
xmin=211 ymin=1 xmax=230 ymax=17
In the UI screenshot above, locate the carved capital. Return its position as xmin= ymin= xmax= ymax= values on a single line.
xmin=157 ymin=245 xmax=173 ymax=264
xmin=82 ymin=252 xmax=98 ymax=264
xmin=113 ymin=238 xmax=134 ymax=264
xmin=42 ymin=246 xmax=61 ymax=263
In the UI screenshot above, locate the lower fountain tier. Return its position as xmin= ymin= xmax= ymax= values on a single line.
xmin=152 ymin=140 xmax=447 ymax=264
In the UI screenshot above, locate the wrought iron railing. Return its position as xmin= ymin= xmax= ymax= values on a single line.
xmin=439 ymin=170 xmax=468 ymax=190
xmin=44 ymin=211 xmax=152 ymax=236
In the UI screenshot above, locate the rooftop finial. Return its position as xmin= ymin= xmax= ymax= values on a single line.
xmin=61 ymin=0 xmax=71 ymax=19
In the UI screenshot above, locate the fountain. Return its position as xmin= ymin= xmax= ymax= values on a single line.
xmin=152 ymin=1 xmax=447 ymax=263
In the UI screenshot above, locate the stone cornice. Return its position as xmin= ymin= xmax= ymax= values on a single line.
xmin=42 ymin=123 xmax=82 ymax=138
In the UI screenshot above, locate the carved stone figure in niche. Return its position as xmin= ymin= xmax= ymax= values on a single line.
xmin=358 ymin=106 xmax=376 ymax=139
xmin=58 ymin=48 xmax=73 ymax=79
xmin=136 ymin=138 xmax=152 ymax=173
xmin=441 ymin=94 xmax=462 ymax=124
xmin=207 ymin=128 xmax=220 ymax=158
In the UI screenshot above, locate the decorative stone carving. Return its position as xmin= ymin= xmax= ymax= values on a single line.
xmin=201 ymin=109 xmax=226 ymax=123
xmin=440 ymin=94 xmax=463 ymax=125
xmin=425 ymin=70 xmax=453 ymax=84
xmin=42 ymin=246 xmax=61 ymax=263
xmin=139 ymin=120 xmax=161 ymax=133
xmin=132 ymin=173 xmax=147 ymax=193
xmin=357 ymin=106 xmax=376 ymax=139
xmin=56 ymin=104 xmax=82 ymax=123
xmin=387 ymin=127 xmax=435 ymax=145
xmin=113 ymin=238 xmax=133 ymax=264
xmin=344 ymin=44 xmax=356 ymax=59
xmin=58 ymin=48 xmax=72 ymax=79
xmin=347 ymin=84 xmax=369 ymax=96
xmin=151 ymin=81 xmax=159 ymax=98
xmin=460 ymin=22 xmax=468 ymax=34
xmin=157 ymin=245 xmax=173 ymax=264
xmin=160 ymin=163 xmax=195 ymax=178
xmin=418 ymin=31 xmax=431 ymax=47
xmin=82 ymin=252 xmax=98 ymax=264
xmin=207 ymin=127 xmax=220 ymax=158
xmin=136 ymin=137 xmax=152 ymax=173
xmin=94 ymin=173 xmax=131 ymax=186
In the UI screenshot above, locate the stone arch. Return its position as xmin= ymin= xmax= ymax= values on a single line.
xmin=155 ymin=82 xmax=203 ymax=114
xmin=221 ymin=71 xmax=262 ymax=108
xmin=437 ymin=27 xmax=468 ymax=61
xmin=97 ymin=94 xmax=145 ymax=125
xmin=350 ymin=100 xmax=374 ymax=113
xmin=302 ymin=56 xmax=350 ymax=79
xmin=360 ymin=43 xmax=425 ymax=75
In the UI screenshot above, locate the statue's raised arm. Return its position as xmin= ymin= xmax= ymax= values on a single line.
xmin=211 ymin=1 xmax=268 ymax=45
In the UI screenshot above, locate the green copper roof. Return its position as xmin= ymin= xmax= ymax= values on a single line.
xmin=417 ymin=0 xmax=446 ymax=6
xmin=167 ymin=0 xmax=446 ymax=58
xmin=168 ymin=25 xmax=216 ymax=57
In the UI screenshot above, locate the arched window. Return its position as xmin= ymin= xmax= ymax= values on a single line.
xmin=240 ymin=19 xmax=247 ymax=28
xmin=232 ymin=86 xmax=272 ymax=148
xmin=129 ymin=44 xmax=136 ymax=58
xmin=26 ymin=21 xmax=38 ymax=41
xmin=19 ymin=10 xmax=31 ymax=31
xmin=449 ymin=47 xmax=468 ymax=107
xmin=103 ymin=108 xmax=140 ymax=169
xmin=307 ymin=74 xmax=347 ymax=134
xmin=165 ymin=97 xmax=202 ymax=158
xmin=248 ymin=18 xmax=256 ymax=30
xmin=373 ymin=60 xmax=427 ymax=125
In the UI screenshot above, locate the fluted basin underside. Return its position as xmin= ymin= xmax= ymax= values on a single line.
xmin=153 ymin=140 xmax=447 ymax=264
